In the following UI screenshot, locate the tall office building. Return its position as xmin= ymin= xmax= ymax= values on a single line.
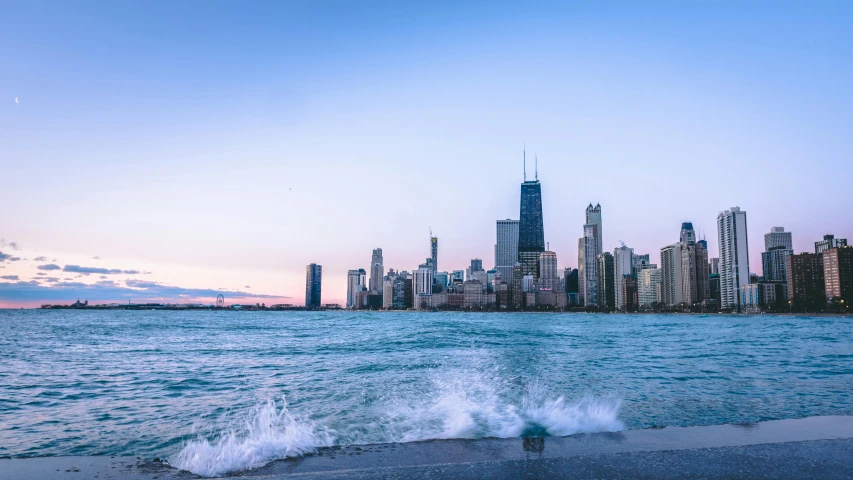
xmin=511 ymin=262 xmax=524 ymax=309
xmin=680 ymin=222 xmax=696 ymax=244
xmin=765 ymin=226 xmax=793 ymax=250
xmin=717 ymin=207 xmax=750 ymax=310
xmin=815 ymin=234 xmax=848 ymax=254
xmin=660 ymin=243 xmax=683 ymax=306
xmin=709 ymin=258 xmax=720 ymax=275
xmin=346 ymin=268 xmax=366 ymax=308
xmin=495 ymin=219 xmax=520 ymax=283
xmin=613 ymin=245 xmax=633 ymax=311
xmin=538 ymin=251 xmax=559 ymax=290
xmin=786 ymin=253 xmax=825 ymax=311
xmin=369 ymin=248 xmax=383 ymax=293
xmin=638 ymin=268 xmax=662 ymax=308
xmin=761 ymin=227 xmax=792 ymax=283
xmin=564 ymin=268 xmax=579 ymax=303
xmin=596 ymin=252 xmax=615 ymax=311
xmin=586 ymin=203 xmax=603 ymax=255
xmin=413 ymin=267 xmax=433 ymax=309
xmin=305 ymin=263 xmax=322 ymax=308
xmin=823 ymin=246 xmax=853 ymax=306
xmin=467 ymin=259 xmax=484 ymax=281
xmin=430 ymin=234 xmax=438 ymax=273
xmin=578 ymin=225 xmax=599 ymax=306
xmin=517 ymin=152 xmax=545 ymax=280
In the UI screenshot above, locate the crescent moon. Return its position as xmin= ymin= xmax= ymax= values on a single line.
xmin=14 ymin=97 xmax=18 ymax=104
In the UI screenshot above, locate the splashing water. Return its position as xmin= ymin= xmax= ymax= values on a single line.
xmin=170 ymin=398 xmax=333 ymax=477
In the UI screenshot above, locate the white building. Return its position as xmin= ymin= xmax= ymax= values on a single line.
xmin=717 ymin=207 xmax=750 ymax=310
xmin=638 ymin=268 xmax=661 ymax=308
xmin=369 ymin=248 xmax=384 ymax=293
xmin=765 ymin=226 xmax=793 ymax=250
xmin=578 ymin=224 xmax=600 ymax=306
xmin=613 ymin=245 xmax=633 ymax=311
xmin=346 ymin=269 xmax=366 ymax=308
xmin=413 ymin=267 xmax=434 ymax=297
xmin=495 ymin=219 xmax=519 ymax=285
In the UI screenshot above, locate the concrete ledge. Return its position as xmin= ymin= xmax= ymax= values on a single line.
xmin=3 ymin=416 xmax=853 ymax=479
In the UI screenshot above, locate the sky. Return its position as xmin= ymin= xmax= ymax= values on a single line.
xmin=1 ymin=1 xmax=852 ymax=307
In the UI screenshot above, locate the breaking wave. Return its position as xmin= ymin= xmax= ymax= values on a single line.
xmin=170 ymin=398 xmax=333 ymax=477
xmin=172 ymin=359 xmax=623 ymax=477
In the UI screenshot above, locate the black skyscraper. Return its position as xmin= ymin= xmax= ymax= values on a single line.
xmin=305 ymin=263 xmax=322 ymax=308
xmin=518 ymin=153 xmax=545 ymax=280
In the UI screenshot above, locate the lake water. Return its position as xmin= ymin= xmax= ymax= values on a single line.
xmin=1 ymin=310 xmax=851 ymax=476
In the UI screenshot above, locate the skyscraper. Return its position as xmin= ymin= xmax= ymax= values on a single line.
xmin=579 ymin=225 xmax=599 ymax=306
xmin=632 ymin=254 xmax=652 ymax=275
xmin=660 ymin=243 xmax=682 ymax=307
xmin=682 ymin=239 xmax=709 ymax=307
xmin=538 ymin=251 xmax=559 ymax=290
xmin=717 ymin=207 xmax=750 ymax=310
xmin=495 ymin=219 xmax=520 ymax=283
xmin=578 ymin=204 xmax=603 ymax=307
xmin=346 ymin=268 xmax=366 ymax=308
xmin=613 ymin=245 xmax=633 ymax=311
xmin=586 ymin=203 xmax=603 ymax=255
xmin=430 ymin=234 xmax=438 ymax=273
xmin=369 ymin=248 xmax=383 ymax=293
xmin=517 ymin=151 xmax=545 ymax=280
xmin=765 ymin=226 xmax=793 ymax=250
xmin=305 ymin=263 xmax=322 ymax=308
xmin=709 ymin=257 xmax=720 ymax=275
xmin=596 ymin=252 xmax=615 ymax=311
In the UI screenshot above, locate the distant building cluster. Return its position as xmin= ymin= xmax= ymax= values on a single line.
xmin=303 ymin=151 xmax=851 ymax=314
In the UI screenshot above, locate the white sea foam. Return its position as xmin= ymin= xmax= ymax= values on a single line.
xmin=170 ymin=398 xmax=333 ymax=477
xmin=376 ymin=359 xmax=623 ymax=443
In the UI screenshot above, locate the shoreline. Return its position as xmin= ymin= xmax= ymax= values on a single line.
xmin=3 ymin=415 xmax=853 ymax=479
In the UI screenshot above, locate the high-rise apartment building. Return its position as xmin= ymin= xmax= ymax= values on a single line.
xmin=815 ymin=234 xmax=848 ymax=254
xmin=517 ymin=157 xmax=545 ymax=280
xmin=613 ymin=245 xmax=633 ymax=311
xmin=660 ymin=243 xmax=683 ymax=306
xmin=305 ymin=263 xmax=322 ymax=308
xmin=823 ymin=246 xmax=853 ymax=306
xmin=717 ymin=207 xmax=750 ymax=310
xmin=346 ymin=268 xmax=366 ymax=308
xmin=786 ymin=253 xmax=825 ymax=311
xmin=638 ymin=268 xmax=662 ymax=309
xmin=495 ymin=219 xmax=520 ymax=283
xmin=622 ymin=275 xmax=638 ymax=312
xmin=538 ymin=251 xmax=559 ymax=290
xmin=369 ymin=248 xmax=383 ymax=293
xmin=765 ymin=226 xmax=793 ymax=250
xmin=762 ymin=247 xmax=792 ymax=283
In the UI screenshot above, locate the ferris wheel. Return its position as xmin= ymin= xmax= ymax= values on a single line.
xmin=216 ymin=294 xmax=225 ymax=308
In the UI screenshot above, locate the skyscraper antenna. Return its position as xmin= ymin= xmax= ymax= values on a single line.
xmin=523 ymin=144 xmax=527 ymax=181
xmin=535 ymin=153 xmax=538 ymax=181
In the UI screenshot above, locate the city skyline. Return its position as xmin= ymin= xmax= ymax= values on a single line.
xmin=2 ymin=2 xmax=853 ymax=307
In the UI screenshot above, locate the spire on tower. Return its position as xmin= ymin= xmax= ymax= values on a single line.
xmin=535 ymin=153 xmax=538 ymax=181
xmin=523 ymin=144 xmax=527 ymax=181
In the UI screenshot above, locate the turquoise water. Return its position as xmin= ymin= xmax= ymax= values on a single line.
xmin=1 ymin=310 xmax=852 ymax=476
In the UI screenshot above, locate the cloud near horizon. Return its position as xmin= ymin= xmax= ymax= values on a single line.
xmin=1 ymin=275 xmax=19 ymax=281
xmin=0 ymin=278 xmax=285 ymax=305
xmin=63 ymin=265 xmax=142 ymax=275
xmin=37 ymin=264 xmax=61 ymax=270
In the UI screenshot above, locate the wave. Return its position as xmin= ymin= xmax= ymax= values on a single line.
xmin=171 ymin=359 xmax=623 ymax=477
xmin=170 ymin=398 xmax=333 ymax=477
